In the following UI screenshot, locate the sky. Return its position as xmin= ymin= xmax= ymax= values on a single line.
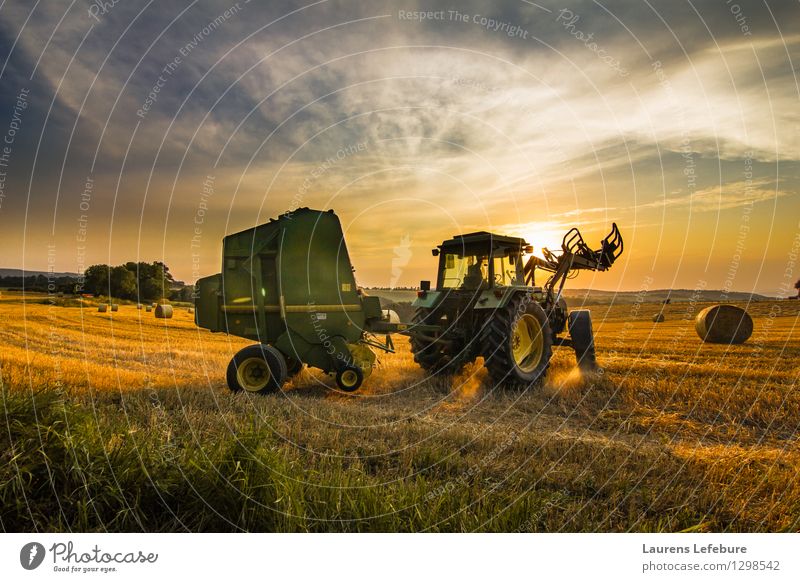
xmin=0 ymin=0 xmax=798 ymax=294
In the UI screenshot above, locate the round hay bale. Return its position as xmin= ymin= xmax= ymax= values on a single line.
xmin=97 ymin=304 xmax=108 ymax=313
xmin=187 ymin=307 xmax=194 ymax=314
xmin=110 ymin=304 xmax=119 ymax=312
xmin=137 ymin=303 xmax=143 ymax=309
xmin=145 ymin=305 xmax=152 ymax=312
xmin=652 ymin=313 xmax=665 ymax=323
xmin=695 ymin=304 xmax=753 ymax=344
xmin=154 ymin=304 xmax=173 ymax=319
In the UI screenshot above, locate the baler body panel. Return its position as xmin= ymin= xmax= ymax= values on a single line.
xmin=194 ymin=274 xmax=222 ymax=331
xmin=199 ymin=208 xmax=372 ymax=374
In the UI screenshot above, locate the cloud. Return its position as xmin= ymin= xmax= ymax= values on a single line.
xmin=638 ymin=178 xmax=790 ymax=212
xmin=0 ymin=0 xmax=798 ymax=291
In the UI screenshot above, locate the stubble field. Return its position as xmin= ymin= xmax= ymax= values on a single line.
xmin=1 ymin=291 xmax=798 ymax=532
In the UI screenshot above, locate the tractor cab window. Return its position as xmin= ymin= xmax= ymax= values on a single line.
xmin=441 ymin=253 xmax=489 ymax=289
xmin=492 ymin=255 xmax=520 ymax=287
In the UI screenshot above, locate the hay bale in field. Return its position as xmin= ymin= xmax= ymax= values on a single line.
xmin=155 ymin=304 xmax=173 ymax=319
xmin=652 ymin=313 xmax=665 ymax=323
xmin=98 ymin=304 xmax=108 ymax=313
xmin=145 ymin=305 xmax=152 ymax=312
xmin=695 ymin=304 xmax=753 ymax=344
xmin=110 ymin=304 xmax=119 ymax=312
xmin=137 ymin=303 xmax=142 ymax=309
xmin=187 ymin=307 xmax=194 ymax=314
xmin=151 ymin=302 xmax=158 ymax=308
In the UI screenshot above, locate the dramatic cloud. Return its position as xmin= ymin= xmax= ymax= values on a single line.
xmin=0 ymin=0 xmax=797 ymax=292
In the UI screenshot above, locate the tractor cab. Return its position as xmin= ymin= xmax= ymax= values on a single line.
xmin=432 ymin=232 xmax=532 ymax=291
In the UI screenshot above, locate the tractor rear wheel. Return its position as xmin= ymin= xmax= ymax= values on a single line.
xmin=481 ymin=295 xmax=552 ymax=387
xmin=227 ymin=344 xmax=288 ymax=394
xmin=409 ymin=307 xmax=469 ymax=374
xmin=569 ymin=310 xmax=597 ymax=371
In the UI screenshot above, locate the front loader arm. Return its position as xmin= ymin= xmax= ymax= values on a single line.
xmin=523 ymin=223 xmax=623 ymax=301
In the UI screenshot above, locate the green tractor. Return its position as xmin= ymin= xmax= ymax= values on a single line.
xmin=194 ymin=207 xmax=622 ymax=394
xmin=408 ymin=224 xmax=623 ymax=386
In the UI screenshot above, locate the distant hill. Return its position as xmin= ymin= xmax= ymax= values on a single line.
xmin=0 ymin=268 xmax=80 ymax=278
xmin=562 ymin=288 xmax=773 ymax=304
xmin=365 ymin=287 xmax=776 ymax=304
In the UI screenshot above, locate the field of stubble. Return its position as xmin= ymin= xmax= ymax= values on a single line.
xmin=0 ymin=291 xmax=798 ymax=532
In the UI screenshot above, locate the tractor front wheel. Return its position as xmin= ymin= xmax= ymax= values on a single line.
xmin=481 ymin=295 xmax=552 ymax=387
xmin=226 ymin=344 xmax=288 ymax=394
xmin=569 ymin=310 xmax=598 ymax=371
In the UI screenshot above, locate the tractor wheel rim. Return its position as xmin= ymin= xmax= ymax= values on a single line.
xmin=340 ymin=369 xmax=359 ymax=388
xmin=237 ymin=357 xmax=271 ymax=392
xmin=512 ymin=314 xmax=544 ymax=373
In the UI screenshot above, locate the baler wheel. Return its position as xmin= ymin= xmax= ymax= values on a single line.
xmin=227 ymin=344 xmax=287 ymax=394
xmin=335 ymin=365 xmax=363 ymax=392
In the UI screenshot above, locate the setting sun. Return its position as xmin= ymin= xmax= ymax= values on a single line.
xmin=514 ymin=222 xmax=568 ymax=259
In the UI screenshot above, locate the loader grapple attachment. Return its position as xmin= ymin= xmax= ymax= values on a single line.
xmin=561 ymin=222 xmax=623 ymax=271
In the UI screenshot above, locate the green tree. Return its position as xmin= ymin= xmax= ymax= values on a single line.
xmin=82 ymin=264 xmax=111 ymax=296
xmin=124 ymin=261 xmax=175 ymax=301
xmin=170 ymin=285 xmax=194 ymax=302
xmin=110 ymin=265 xmax=137 ymax=299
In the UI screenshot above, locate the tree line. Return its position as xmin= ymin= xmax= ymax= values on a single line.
xmin=82 ymin=262 xmax=193 ymax=302
xmin=0 ymin=261 xmax=194 ymax=302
